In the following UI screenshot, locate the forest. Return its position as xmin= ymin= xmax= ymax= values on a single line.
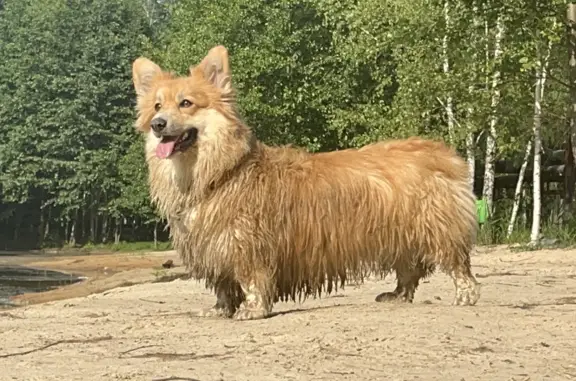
xmin=0 ymin=0 xmax=573 ymax=250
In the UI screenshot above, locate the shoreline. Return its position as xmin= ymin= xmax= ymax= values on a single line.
xmin=1 ymin=250 xmax=184 ymax=307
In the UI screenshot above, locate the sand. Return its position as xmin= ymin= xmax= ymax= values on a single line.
xmin=1 ymin=245 xmax=576 ymax=381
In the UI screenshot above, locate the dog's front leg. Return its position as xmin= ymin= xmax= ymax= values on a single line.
xmin=233 ymin=270 xmax=275 ymax=321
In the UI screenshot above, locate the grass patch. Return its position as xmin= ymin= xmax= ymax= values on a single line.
xmin=480 ymin=219 xmax=576 ymax=251
xmin=58 ymin=241 xmax=173 ymax=253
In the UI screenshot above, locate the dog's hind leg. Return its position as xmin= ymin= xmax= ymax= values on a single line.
xmin=233 ymin=270 xmax=275 ymax=321
xmin=375 ymin=262 xmax=432 ymax=303
xmin=449 ymin=253 xmax=481 ymax=306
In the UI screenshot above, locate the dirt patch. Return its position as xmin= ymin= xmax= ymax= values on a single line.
xmin=1 ymin=245 xmax=576 ymax=380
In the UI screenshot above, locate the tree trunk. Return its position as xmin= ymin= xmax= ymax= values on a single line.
xmin=442 ymin=0 xmax=454 ymax=145
xmin=154 ymin=221 xmax=158 ymax=249
xmin=44 ymin=206 xmax=51 ymax=240
xmin=564 ymin=136 xmax=575 ymax=224
xmin=69 ymin=213 xmax=77 ymax=246
xmin=64 ymin=219 xmax=69 ymax=246
xmin=507 ymin=140 xmax=532 ymax=238
xmin=530 ymin=43 xmax=552 ymax=245
xmin=566 ymin=4 xmax=576 ymax=220
xmin=13 ymin=214 xmax=20 ymax=242
xmin=80 ymin=208 xmax=85 ymax=243
xmin=484 ymin=3 xmax=490 ymax=90
xmin=102 ymin=215 xmax=108 ymax=244
xmin=520 ymin=187 xmax=528 ymax=227
xmin=465 ymin=130 xmax=475 ymax=189
xmin=482 ymin=15 xmax=504 ymax=217
xmin=466 ymin=1 xmax=480 ymax=190
xmin=90 ymin=208 xmax=97 ymax=243
xmin=38 ymin=206 xmax=45 ymax=247
xmin=114 ymin=217 xmax=122 ymax=244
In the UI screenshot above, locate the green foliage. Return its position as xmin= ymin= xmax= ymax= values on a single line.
xmin=111 ymin=136 xmax=158 ymax=225
xmin=155 ymin=0 xmax=398 ymax=151
xmin=0 ymin=0 xmax=161 ymax=248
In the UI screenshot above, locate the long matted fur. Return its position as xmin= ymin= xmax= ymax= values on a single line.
xmin=131 ymin=46 xmax=481 ymax=320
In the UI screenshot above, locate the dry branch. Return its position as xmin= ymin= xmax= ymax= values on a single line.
xmin=0 ymin=335 xmax=113 ymax=358
xmin=118 ymin=344 xmax=159 ymax=355
xmin=123 ymin=349 xmax=235 ymax=361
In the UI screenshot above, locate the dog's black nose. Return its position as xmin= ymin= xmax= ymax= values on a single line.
xmin=150 ymin=117 xmax=167 ymax=133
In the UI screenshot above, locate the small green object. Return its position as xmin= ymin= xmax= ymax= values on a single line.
xmin=476 ymin=199 xmax=488 ymax=224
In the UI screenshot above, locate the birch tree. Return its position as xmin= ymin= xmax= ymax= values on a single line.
xmin=506 ymin=0 xmax=561 ymax=241
xmin=530 ymin=43 xmax=552 ymax=245
xmin=482 ymin=14 xmax=504 ymax=217
xmin=442 ymin=0 xmax=455 ymax=145
xmin=506 ymin=140 xmax=532 ymax=238
xmin=465 ymin=1 xmax=481 ymax=189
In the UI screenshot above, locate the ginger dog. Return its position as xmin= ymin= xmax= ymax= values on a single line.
xmin=131 ymin=46 xmax=480 ymax=320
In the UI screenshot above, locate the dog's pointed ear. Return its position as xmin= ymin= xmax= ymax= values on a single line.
xmin=191 ymin=45 xmax=232 ymax=93
xmin=132 ymin=57 xmax=162 ymax=97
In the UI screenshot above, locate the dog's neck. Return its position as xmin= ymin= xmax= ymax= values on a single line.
xmin=145 ymin=115 xmax=256 ymax=220
xmin=191 ymin=113 xmax=255 ymax=199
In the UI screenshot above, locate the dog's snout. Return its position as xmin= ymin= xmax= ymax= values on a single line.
xmin=151 ymin=117 xmax=167 ymax=133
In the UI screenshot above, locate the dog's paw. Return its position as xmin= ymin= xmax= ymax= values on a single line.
xmin=375 ymin=292 xmax=400 ymax=303
xmin=197 ymin=306 xmax=233 ymax=318
xmin=233 ymin=308 xmax=268 ymax=321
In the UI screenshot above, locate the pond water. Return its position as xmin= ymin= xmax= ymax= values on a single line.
xmin=0 ymin=265 xmax=84 ymax=307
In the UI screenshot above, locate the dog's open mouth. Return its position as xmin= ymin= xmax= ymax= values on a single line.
xmin=155 ymin=128 xmax=198 ymax=159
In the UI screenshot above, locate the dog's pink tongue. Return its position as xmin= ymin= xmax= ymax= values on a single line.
xmin=156 ymin=140 xmax=176 ymax=159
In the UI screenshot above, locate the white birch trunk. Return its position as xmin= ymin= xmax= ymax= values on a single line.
xmin=482 ymin=15 xmax=504 ymax=217
xmin=466 ymin=1 xmax=480 ymax=189
xmin=484 ymin=3 xmax=490 ymax=90
xmin=154 ymin=221 xmax=158 ymax=249
xmin=102 ymin=215 xmax=108 ymax=244
xmin=530 ymin=43 xmax=552 ymax=244
xmin=466 ymin=129 xmax=475 ymax=188
xmin=520 ymin=187 xmax=528 ymax=226
xmin=442 ymin=0 xmax=454 ymax=145
xmin=69 ymin=217 xmax=76 ymax=246
xmin=506 ymin=140 xmax=532 ymax=238
xmin=114 ymin=217 xmax=122 ymax=245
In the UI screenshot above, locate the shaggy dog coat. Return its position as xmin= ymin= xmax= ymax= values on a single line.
xmin=132 ymin=46 xmax=480 ymax=320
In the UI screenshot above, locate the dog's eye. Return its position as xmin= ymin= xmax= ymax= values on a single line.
xmin=180 ymin=99 xmax=193 ymax=108
xmin=154 ymin=103 xmax=162 ymax=112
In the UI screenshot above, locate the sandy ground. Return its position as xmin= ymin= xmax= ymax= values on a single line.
xmin=1 ymin=246 xmax=576 ymax=381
